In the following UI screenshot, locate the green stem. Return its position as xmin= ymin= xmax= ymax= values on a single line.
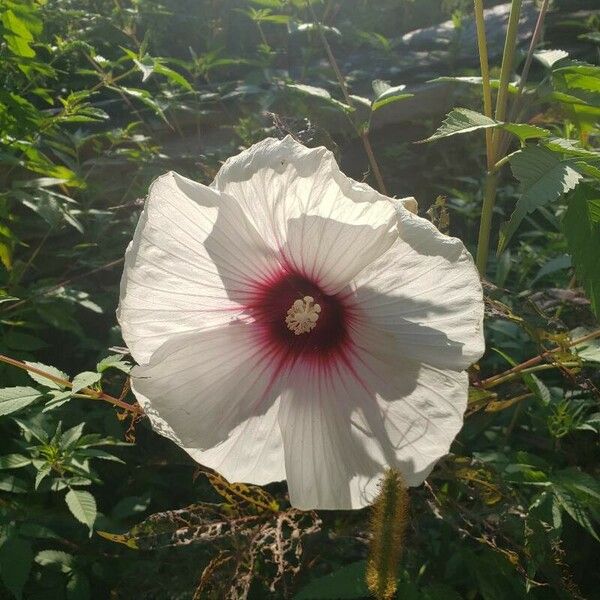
xmin=484 ymin=362 xmax=580 ymax=389
xmin=0 ymin=354 xmax=142 ymax=414
xmin=476 ymin=0 xmax=522 ymax=275
xmin=475 ymin=171 xmax=499 ymax=275
xmin=473 ymin=0 xmax=493 ymax=169
xmin=307 ymin=1 xmax=388 ymax=195
xmin=491 ymin=0 xmax=523 ymax=151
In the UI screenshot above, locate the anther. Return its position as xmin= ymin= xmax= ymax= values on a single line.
xmin=285 ymin=295 xmax=321 ymax=335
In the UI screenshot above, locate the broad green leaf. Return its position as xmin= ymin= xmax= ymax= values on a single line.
xmin=0 ymin=453 xmax=31 ymax=469
xmin=65 ymin=489 xmax=97 ymax=534
xmin=1 ymin=9 xmax=36 ymax=58
xmin=60 ymin=422 xmax=86 ymax=447
xmin=429 ymin=76 xmax=519 ymax=94
xmin=563 ymin=185 xmax=600 ymax=316
xmin=0 ymin=536 xmax=33 ymax=599
xmin=71 ymin=371 xmax=101 ymax=393
xmin=114 ymin=86 xmax=169 ymax=124
xmin=154 ymin=64 xmax=193 ymax=91
xmin=286 ymin=83 xmax=351 ymax=112
xmin=571 ymin=327 xmax=600 ymax=363
xmin=96 ymin=354 xmax=131 ymax=374
xmin=498 ymin=146 xmax=582 ymax=252
xmin=371 ymin=83 xmax=413 ymax=111
xmin=542 ymin=137 xmax=600 ymax=159
xmin=35 ymin=550 xmax=74 ymax=573
xmin=533 ymin=49 xmax=569 ymax=69
xmin=551 ymin=469 xmax=600 ymax=541
xmin=552 ymin=63 xmax=600 ymax=133
xmin=0 ymin=386 xmax=43 ymax=416
xmin=294 ymin=561 xmax=369 ymax=599
xmin=24 ymin=362 xmax=68 ymax=389
xmin=419 ymin=108 xmax=549 ymax=143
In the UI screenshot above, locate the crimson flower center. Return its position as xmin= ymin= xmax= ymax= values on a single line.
xmin=249 ymin=271 xmax=351 ymax=358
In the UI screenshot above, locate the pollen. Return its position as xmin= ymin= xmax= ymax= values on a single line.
xmin=285 ymin=295 xmax=321 ymax=335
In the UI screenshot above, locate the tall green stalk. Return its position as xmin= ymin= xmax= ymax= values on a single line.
xmin=475 ymin=0 xmax=522 ymax=275
xmin=473 ymin=0 xmax=493 ymax=169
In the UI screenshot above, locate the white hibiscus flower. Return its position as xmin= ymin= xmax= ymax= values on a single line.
xmin=117 ymin=136 xmax=484 ymax=510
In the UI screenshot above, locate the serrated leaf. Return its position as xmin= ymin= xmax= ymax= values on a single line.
xmin=419 ymin=108 xmax=549 ymax=143
xmin=65 ymin=489 xmax=97 ymax=535
xmin=0 ymin=386 xmax=43 ymax=416
xmin=71 ymin=371 xmax=101 ymax=393
xmin=0 ymin=453 xmax=31 ymax=469
xmin=24 ymin=362 xmax=68 ymax=389
xmin=498 ymin=146 xmax=582 ymax=252
xmin=551 ymin=472 xmax=599 ymax=541
xmin=60 ymin=422 xmax=86 ymax=447
xmin=96 ymin=354 xmax=131 ymax=374
xmin=563 ymin=185 xmax=600 ymax=316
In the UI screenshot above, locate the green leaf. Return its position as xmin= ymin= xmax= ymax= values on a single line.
xmin=65 ymin=489 xmax=97 ymax=535
xmin=429 ymin=76 xmax=519 ymax=94
xmin=371 ymin=83 xmax=413 ymax=111
xmin=71 ymin=371 xmax=101 ymax=393
xmin=96 ymin=354 xmax=131 ymax=374
xmin=114 ymin=86 xmax=169 ymax=124
xmin=498 ymin=146 xmax=583 ymax=252
xmin=1 ymin=9 xmax=36 ymax=58
xmin=419 ymin=108 xmax=549 ymax=143
xmin=35 ymin=550 xmax=74 ymax=573
xmin=294 ymin=561 xmax=369 ymax=599
xmin=551 ymin=468 xmax=600 ymax=540
xmin=286 ymin=83 xmax=351 ymax=113
xmin=0 ymin=453 xmax=31 ymax=469
xmin=154 ymin=63 xmax=193 ymax=91
xmin=0 ymin=536 xmax=33 ymax=599
xmin=0 ymin=474 xmax=29 ymax=493
xmin=563 ymin=185 xmax=600 ymax=316
xmin=0 ymin=386 xmax=43 ymax=416
xmin=24 ymin=362 xmax=68 ymax=389
xmin=533 ymin=49 xmax=569 ymax=69
xmin=571 ymin=327 xmax=600 ymax=363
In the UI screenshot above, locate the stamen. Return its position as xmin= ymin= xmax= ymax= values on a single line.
xmin=285 ymin=295 xmax=321 ymax=335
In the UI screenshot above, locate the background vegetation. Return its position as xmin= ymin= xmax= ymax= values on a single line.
xmin=1 ymin=0 xmax=599 ymax=598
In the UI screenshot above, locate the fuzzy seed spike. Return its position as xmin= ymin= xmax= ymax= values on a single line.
xmin=365 ymin=469 xmax=409 ymax=600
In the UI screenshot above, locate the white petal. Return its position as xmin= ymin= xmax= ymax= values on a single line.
xmin=131 ymin=323 xmax=280 ymax=454
xmin=132 ymin=381 xmax=284 ymax=485
xmin=352 ymin=206 xmax=484 ymax=370
xmin=212 ymin=136 xmax=397 ymax=293
xmin=118 ymin=171 xmax=279 ymax=363
xmin=278 ymin=325 xmax=468 ymax=510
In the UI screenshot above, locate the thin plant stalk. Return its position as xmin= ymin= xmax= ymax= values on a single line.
xmin=475 ymin=0 xmax=523 ymax=274
xmin=0 ymin=353 xmax=142 ymax=414
xmin=473 ymin=0 xmax=494 ymax=169
xmin=307 ymin=1 xmax=388 ymax=195
xmin=479 ymin=328 xmax=600 ymax=389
